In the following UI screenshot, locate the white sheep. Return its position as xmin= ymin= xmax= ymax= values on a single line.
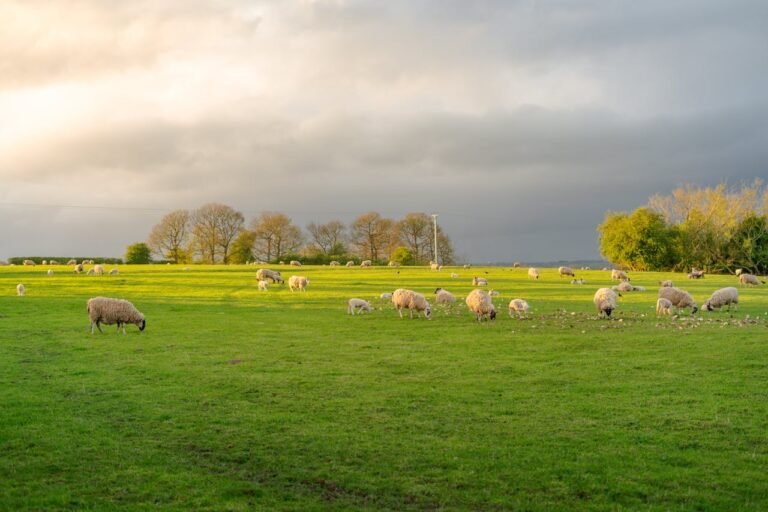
xmin=109 ymin=268 xmax=119 ymax=275
xmin=86 ymin=268 xmax=95 ymax=276
xmin=488 ymin=290 xmax=500 ymax=297
xmin=329 ymin=261 xmax=340 ymax=266
xmin=288 ymin=275 xmax=309 ymax=292
xmin=23 ymin=259 xmax=36 ymax=266
xmin=347 ymin=298 xmax=373 ymax=315
xmin=380 ymin=292 xmax=393 ymax=300
xmin=47 ymin=269 xmax=54 ymax=276
xmin=528 ymin=267 xmax=540 ymax=280
xmin=289 ymin=260 xmax=302 ymax=267
xmin=346 ymin=260 xmax=355 ymax=267
xmin=703 ymin=287 xmax=739 ymax=312
xmin=612 ymin=281 xmax=645 ymax=292
xmin=93 ymin=264 xmax=104 ymax=276
xmin=593 ymin=288 xmax=618 ymax=318
xmin=656 ymin=298 xmax=673 ymax=315
xmin=739 ymin=273 xmax=764 ymax=286
xmin=256 ymin=268 xmax=284 ymax=284
xmin=388 ymin=261 xmax=401 ymax=267
xmin=67 ymin=259 xmax=77 ymax=265
xmin=49 ymin=260 xmax=60 ymax=265
xmin=659 ymin=280 xmax=673 ymax=287
xmin=360 ymin=260 xmax=372 ymax=267
xmin=558 ymin=266 xmax=575 ymax=277
xmin=508 ymin=298 xmax=529 ymax=318
xmin=450 ymin=273 xmax=459 ymax=278
xmin=16 ymin=283 xmax=25 ymax=296
xmin=434 ymin=287 xmax=456 ymax=304
xmin=472 ymin=276 xmax=488 ymax=286
xmin=570 ymin=278 xmax=585 ymax=285
xmin=74 ymin=263 xmax=84 ymax=274
xmin=430 ymin=263 xmax=440 ymax=271
xmin=658 ymin=286 xmax=698 ymax=315
xmin=688 ymin=269 xmax=705 ymax=279
xmin=735 ymin=268 xmax=743 ymax=276
xmin=257 ymin=280 xmax=269 ymax=291
xmin=87 ymin=297 xmax=146 ymax=334
xmin=611 ymin=269 xmax=630 ymax=281
xmin=392 ymin=288 xmax=432 ymax=320
xmin=465 ymin=289 xmax=496 ymax=322
xmin=463 ymin=264 xmax=471 ymax=269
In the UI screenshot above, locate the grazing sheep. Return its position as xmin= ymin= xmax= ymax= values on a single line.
xmin=659 ymin=280 xmax=674 ymax=287
xmin=593 ymin=288 xmax=618 ymax=318
xmin=347 ymin=298 xmax=373 ymax=315
xmin=74 ymin=263 xmax=84 ymax=274
xmin=688 ymin=269 xmax=705 ymax=279
xmin=512 ymin=262 xmax=521 ymax=268
xmin=434 ymin=288 xmax=457 ymax=304
xmin=360 ymin=260 xmax=372 ymax=267
xmin=388 ymin=261 xmax=400 ymax=267
xmin=23 ymin=259 xmax=36 ymax=266
xmin=739 ymin=273 xmax=764 ymax=286
xmin=558 ymin=266 xmax=575 ymax=277
xmin=49 ymin=260 xmax=60 ymax=265
xmin=703 ymin=287 xmax=739 ymax=312
xmin=288 ymin=275 xmax=309 ymax=292
xmin=465 ymin=289 xmax=496 ymax=322
xmin=109 ymin=268 xmax=119 ymax=275
xmin=346 ymin=260 xmax=355 ymax=267
xmin=87 ymin=297 xmax=146 ymax=335
xmin=508 ymin=298 xmax=529 ymax=318
xmin=489 ymin=290 xmax=500 ymax=297
xmin=67 ymin=259 xmax=77 ymax=265
xmin=47 ymin=269 xmax=54 ymax=276
xmin=289 ymin=260 xmax=302 ymax=267
xmin=658 ymin=286 xmax=698 ymax=315
xmin=463 ymin=264 xmax=471 ymax=269
xmin=612 ymin=281 xmax=645 ymax=292
xmin=256 ymin=268 xmax=284 ymax=284
xmin=472 ymin=276 xmax=488 ymax=286
xmin=86 ymin=268 xmax=95 ymax=276
xmin=656 ymin=298 xmax=673 ymax=315
xmin=16 ymin=283 xmax=25 ymax=296
xmin=528 ymin=267 xmax=540 ymax=280
xmin=257 ymin=280 xmax=269 ymax=291
xmin=380 ymin=292 xmax=393 ymax=300
xmin=329 ymin=261 xmax=340 ymax=266
xmin=430 ymin=263 xmax=440 ymax=271
xmin=571 ymin=278 xmax=585 ymax=285
xmin=392 ymin=288 xmax=432 ymax=320
xmin=93 ymin=264 xmax=104 ymax=276
xmin=611 ymin=269 xmax=630 ymax=281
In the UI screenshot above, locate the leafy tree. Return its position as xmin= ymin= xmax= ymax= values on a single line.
xmin=147 ymin=209 xmax=190 ymax=263
xmin=598 ymin=208 xmax=678 ymax=271
xmin=727 ymin=215 xmax=768 ymax=274
xmin=229 ymin=230 xmax=257 ymax=264
xmin=251 ymin=212 xmax=303 ymax=263
xmin=125 ymin=242 xmax=152 ymax=264
xmin=390 ymin=246 xmax=415 ymax=266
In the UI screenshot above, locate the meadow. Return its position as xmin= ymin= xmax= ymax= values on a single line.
xmin=1 ymin=264 xmax=767 ymax=511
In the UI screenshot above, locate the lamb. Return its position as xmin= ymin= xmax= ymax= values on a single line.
xmin=593 ymin=288 xmax=618 ymax=318
xmin=47 ymin=269 xmax=54 ymax=276
xmin=87 ymin=268 xmax=95 ymax=276
xmin=703 ymin=287 xmax=739 ymax=312
xmin=360 ymin=260 xmax=372 ymax=267
xmin=346 ymin=261 xmax=355 ymax=267
xmin=434 ymin=288 xmax=456 ymax=304
xmin=612 ymin=281 xmax=645 ymax=292
xmin=528 ymin=267 xmax=540 ymax=280
xmin=347 ymin=298 xmax=373 ymax=315
xmin=659 ymin=280 xmax=674 ymax=287
xmin=739 ymin=273 xmax=764 ymax=286
xmin=17 ymin=283 xmax=25 ymax=296
xmin=109 ymin=268 xmax=119 ymax=275
xmin=87 ymin=297 xmax=146 ymax=334
xmin=380 ymin=292 xmax=393 ymax=300
xmin=508 ymin=298 xmax=529 ymax=318
xmin=289 ymin=260 xmax=302 ymax=267
xmin=463 ymin=264 xmax=471 ymax=269
xmin=74 ymin=263 xmax=84 ymax=274
xmin=392 ymin=288 xmax=432 ymax=320
xmin=93 ymin=264 xmax=104 ymax=276
xmin=611 ymin=269 xmax=630 ymax=281
xmin=257 ymin=280 xmax=269 ymax=291
xmin=658 ymin=286 xmax=698 ymax=315
xmin=558 ymin=266 xmax=575 ymax=277
xmin=472 ymin=276 xmax=488 ymax=286
xmin=256 ymin=268 xmax=284 ymax=284
xmin=288 ymin=275 xmax=309 ymax=292
xmin=465 ymin=289 xmax=496 ymax=322
xmin=571 ymin=278 xmax=585 ymax=285
xmin=430 ymin=263 xmax=440 ymax=271
xmin=329 ymin=261 xmax=340 ymax=266
xmin=388 ymin=261 xmax=400 ymax=267
xmin=688 ymin=269 xmax=705 ymax=279
xmin=656 ymin=298 xmax=673 ymax=315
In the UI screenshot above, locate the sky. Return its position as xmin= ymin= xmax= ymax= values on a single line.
xmin=2 ymin=0 xmax=767 ymax=263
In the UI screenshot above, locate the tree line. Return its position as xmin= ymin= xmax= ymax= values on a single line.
xmin=598 ymin=180 xmax=768 ymax=273
xmin=143 ymin=205 xmax=455 ymax=265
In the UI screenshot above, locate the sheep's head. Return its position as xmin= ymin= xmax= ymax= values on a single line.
xmin=138 ymin=319 xmax=146 ymax=331
xmin=434 ymin=287 xmax=443 ymax=294
xmin=489 ymin=309 xmax=497 ymax=320
xmin=691 ymin=305 xmax=698 ymax=315
xmin=424 ymin=305 xmax=432 ymax=320
xmin=603 ymin=306 xmax=613 ymax=318
xmin=702 ymin=301 xmax=713 ymax=312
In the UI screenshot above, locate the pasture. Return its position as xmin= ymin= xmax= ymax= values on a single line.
xmin=1 ymin=264 xmax=767 ymax=511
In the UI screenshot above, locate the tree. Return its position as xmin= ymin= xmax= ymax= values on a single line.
xmin=251 ymin=212 xmax=303 ymax=263
xmin=350 ymin=212 xmax=394 ymax=262
xmin=125 ymin=242 xmax=152 ymax=264
xmin=727 ymin=215 xmax=768 ymax=274
xmin=390 ymin=246 xmax=415 ymax=266
xmin=307 ymin=220 xmax=347 ymax=255
xmin=190 ymin=203 xmax=244 ymax=263
xmin=147 ymin=209 xmax=191 ymax=263
xmin=396 ymin=213 xmax=434 ymax=264
xmin=229 ymin=230 xmax=257 ymax=264
xmin=598 ymin=208 xmax=678 ymax=271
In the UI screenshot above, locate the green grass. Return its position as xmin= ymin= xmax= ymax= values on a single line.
xmin=1 ymin=264 xmax=767 ymax=511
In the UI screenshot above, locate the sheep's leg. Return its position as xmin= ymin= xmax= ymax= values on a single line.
xmin=398 ymin=308 xmax=403 ymax=319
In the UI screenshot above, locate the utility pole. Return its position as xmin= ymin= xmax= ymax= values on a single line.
xmin=431 ymin=213 xmax=439 ymax=264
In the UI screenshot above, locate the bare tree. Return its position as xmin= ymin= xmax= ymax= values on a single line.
xmin=251 ymin=212 xmax=303 ymax=262
xmin=351 ymin=212 xmax=394 ymax=262
xmin=147 ymin=209 xmax=190 ymax=263
xmin=307 ymin=220 xmax=347 ymax=255
xmin=190 ymin=203 xmax=244 ymax=263
xmin=397 ymin=213 xmax=434 ymax=264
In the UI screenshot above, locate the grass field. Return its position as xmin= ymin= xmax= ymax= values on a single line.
xmin=1 ymin=264 xmax=767 ymax=511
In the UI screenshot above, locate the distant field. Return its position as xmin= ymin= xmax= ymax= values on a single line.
xmin=1 ymin=264 xmax=767 ymax=511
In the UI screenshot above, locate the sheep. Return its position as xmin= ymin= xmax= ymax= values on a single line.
xmin=612 ymin=281 xmax=645 ymax=292
xmin=388 ymin=261 xmax=400 ymax=267
xmin=450 ymin=272 xmax=459 ymax=278
xmin=256 ymin=268 xmax=284 ymax=284
xmin=688 ymin=269 xmax=705 ymax=279
xmin=288 ymin=275 xmax=309 ymax=292
xmin=23 ymin=259 xmax=36 ymax=266
xmin=465 ymin=289 xmax=496 ymax=322
xmin=430 ymin=263 xmax=440 ymax=271
xmin=42 ymin=260 xmax=47 ymax=265
xmin=703 ymin=287 xmax=739 ymax=312
xmin=528 ymin=267 xmax=540 ymax=280
xmin=571 ymin=278 xmax=585 ymax=285
xmin=735 ymin=268 xmax=743 ymax=276
xmin=471 ymin=276 xmax=488 ymax=286
xmin=593 ymin=288 xmax=618 ymax=318
xmin=86 ymin=268 xmax=95 ymax=276
xmin=289 ymin=260 xmax=302 ymax=267
xmin=49 ymin=260 xmax=60 ymax=265
xmin=93 ymin=264 xmax=104 ymax=276
xmin=329 ymin=261 xmax=340 ymax=266
xmin=558 ymin=266 xmax=575 ymax=277
xmin=739 ymin=273 xmax=764 ymax=286
xmin=380 ymin=292 xmax=393 ymax=300
xmin=360 ymin=260 xmax=372 ymax=267
xmin=508 ymin=298 xmax=529 ymax=318
xmin=659 ymin=280 xmax=674 ymax=287
xmin=87 ymin=296 xmax=146 ymax=335
xmin=346 ymin=260 xmax=355 ymax=267
xmin=611 ymin=269 xmax=630 ymax=281
xmin=47 ymin=269 xmax=54 ymax=276
xmin=434 ymin=287 xmax=456 ymax=304
xmin=257 ymin=280 xmax=269 ymax=291
xmin=392 ymin=288 xmax=432 ymax=320
xmin=16 ymin=283 xmax=25 ymax=296
xmin=656 ymin=298 xmax=673 ymax=315
xmin=109 ymin=268 xmax=119 ymax=275
xmin=658 ymin=286 xmax=698 ymax=315
xmin=488 ymin=290 xmax=500 ymax=297
xmin=347 ymin=298 xmax=373 ymax=315
xmin=67 ymin=259 xmax=77 ymax=265
xmin=512 ymin=262 xmax=521 ymax=268
xmin=463 ymin=264 xmax=471 ymax=269
xmin=74 ymin=263 xmax=84 ymax=274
